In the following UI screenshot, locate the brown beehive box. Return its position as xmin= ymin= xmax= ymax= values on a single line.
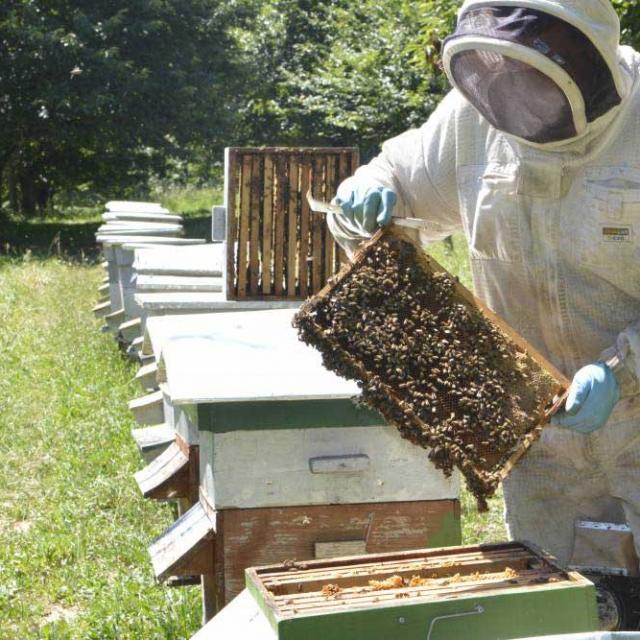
xmin=294 ymin=228 xmax=569 ymax=510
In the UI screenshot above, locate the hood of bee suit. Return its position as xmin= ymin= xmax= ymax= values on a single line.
xmin=442 ymin=0 xmax=630 ymax=149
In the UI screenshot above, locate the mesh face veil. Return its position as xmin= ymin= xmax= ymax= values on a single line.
xmin=443 ymin=6 xmax=622 ymax=144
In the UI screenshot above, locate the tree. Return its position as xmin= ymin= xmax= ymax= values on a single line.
xmin=236 ymin=0 xmax=640 ymax=160
xmin=235 ymin=0 xmax=459 ymax=159
xmin=0 ymin=0 xmax=249 ymax=216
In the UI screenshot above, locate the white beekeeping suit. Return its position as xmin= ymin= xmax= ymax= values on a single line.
xmin=329 ymin=0 xmax=640 ymax=568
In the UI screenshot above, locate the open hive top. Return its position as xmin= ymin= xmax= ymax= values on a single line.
xmin=294 ymin=229 xmax=568 ymax=510
xmin=247 ymin=542 xmax=584 ymax=621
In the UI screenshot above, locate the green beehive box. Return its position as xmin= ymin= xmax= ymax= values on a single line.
xmin=246 ymin=542 xmax=598 ymax=640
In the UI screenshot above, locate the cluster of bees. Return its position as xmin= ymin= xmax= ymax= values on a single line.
xmin=295 ymin=233 xmax=557 ymax=510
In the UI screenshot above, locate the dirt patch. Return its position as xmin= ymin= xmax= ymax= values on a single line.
xmin=13 ymin=520 xmax=33 ymax=534
xmin=42 ymin=604 xmax=80 ymax=626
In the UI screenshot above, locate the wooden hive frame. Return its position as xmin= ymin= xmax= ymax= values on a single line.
xmin=246 ymin=541 xmax=596 ymax=636
xmin=295 ymin=227 xmax=570 ymax=507
xmin=224 ymin=147 xmax=359 ymax=300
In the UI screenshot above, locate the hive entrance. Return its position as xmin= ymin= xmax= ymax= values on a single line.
xmin=294 ymin=229 xmax=568 ymax=510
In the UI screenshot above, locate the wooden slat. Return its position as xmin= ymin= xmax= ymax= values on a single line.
xmin=273 ymin=155 xmax=287 ymax=297
xmin=268 ymin=558 xmax=536 ymax=600
xmin=275 ymin=570 xmax=566 ymax=615
xmin=287 ymin=157 xmax=299 ymax=297
xmin=256 ymin=542 xmax=534 ymax=578
xmin=237 ymin=154 xmax=252 ymax=298
xmin=299 ymin=159 xmax=311 ymax=298
xmin=261 ymin=155 xmax=275 ymax=295
xmin=324 ymin=155 xmax=337 ymax=282
xmin=228 ymin=147 xmax=359 ymax=155
xmin=249 ymin=154 xmax=262 ymax=297
xmin=311 ymin=156 xmax=325 ymax=294
xmin=224 ymin=148 xmax=238 ymax=298
xmin=336 ymin=152 xmax=353 ymax=268
xmin=262 ymin=550 xmax=534 ymax=587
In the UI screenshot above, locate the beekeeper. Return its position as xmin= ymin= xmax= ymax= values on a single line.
xmin=328 ymin=0 xmax=640 ymax=568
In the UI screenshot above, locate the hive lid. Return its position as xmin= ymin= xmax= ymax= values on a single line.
xmin=105 ymin=200 xmax=168 ymax=213
xmin=103 ymin=212 xmax=182 ymax=223
xmin=191 ymin=589 xmax=276 ymax=640
xmin=98 ymin=221 xmax=183 ymax=232
xmin=133 ymin=243 xmax=224 ymax=276
xmin=135 ymin=291 xmax=228 ymax=311
xmin=149 ymin=501 xmax=215 ymax=582
xmin=96 ymin=235 xmax=204 ymax=246
xmin=141 ymin=306 xmax=298 ymax=361
xmin=134 ymin=441 xmax=191 ymax=500
xmin=156 ymin=309 xmax=363 ymax=405
xmin=131 ymin=423 xmax=175 ymax=461
xmin=135 ymin=275 xmax=223 ymax=293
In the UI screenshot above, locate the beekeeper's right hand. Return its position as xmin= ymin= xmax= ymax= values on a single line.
xmin=332 ymin=183 xmax=397 ymax=238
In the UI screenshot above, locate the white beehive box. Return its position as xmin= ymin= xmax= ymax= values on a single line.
xmin=157 ymin=309 xmax=459 ymax=511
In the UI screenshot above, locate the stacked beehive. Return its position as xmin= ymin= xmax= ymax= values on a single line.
xmin=92 ymin=148 xmax=464 ymax=637
xmin=94 ymin=200 xmax=209 ymax=346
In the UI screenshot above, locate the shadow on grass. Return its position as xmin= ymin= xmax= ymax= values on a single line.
xmin=182 ymin=214 xmax=211 ymax=241
xmin=1 ymin=218 xmax=102 ymax=261
xmin=0 ymin=214 xmax=212 ymax=262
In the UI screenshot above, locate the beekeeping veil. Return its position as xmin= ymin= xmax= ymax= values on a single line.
xmin=442 ymin=0 xmax=627 ymax=146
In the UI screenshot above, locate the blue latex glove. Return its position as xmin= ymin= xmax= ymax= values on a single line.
xmin=551 ymin=363 xmax=620 ymax=433
xmin=333 ymin=185 xmax=397 ymax=236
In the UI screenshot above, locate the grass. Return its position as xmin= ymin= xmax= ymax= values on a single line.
xmin=0 ymin=216 xmax=504 ymax=638
xmin=150 ymin=185 xmax=222 ymax=219
xmin=0 ymin=255 xmax=200 ymax=639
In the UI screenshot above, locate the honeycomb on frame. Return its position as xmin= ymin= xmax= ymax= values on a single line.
xmin=294 ymin=228 xmax=568 ymax=510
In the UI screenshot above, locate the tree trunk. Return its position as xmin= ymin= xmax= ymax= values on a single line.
xmin=0 ymin=161 xmax=5 ymax=223
xmin=8 ymin=167 xmax=19 ymax=216
xmin=19 ymin=173 xmax=37 ymax=218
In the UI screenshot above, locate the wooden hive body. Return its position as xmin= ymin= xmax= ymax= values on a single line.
xmin=145 ymin=309 xmax=462 ymax=614
xmin=246 ymin=542 xmax=598 ymax=640
xmin=295 ymin=228 xmax=570 ymax=509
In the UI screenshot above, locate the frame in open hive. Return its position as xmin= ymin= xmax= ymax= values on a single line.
xmin=246 ymin=542 xmax=597 ymax=640
xmin=294 ymin=228 xmax=569 ymax=510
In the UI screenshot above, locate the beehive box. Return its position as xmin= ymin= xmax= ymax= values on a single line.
xmin=154 ymin=310 xmax=458 ymax=512
xmin=294 ymin=229 xmax=569 ymax=510
xmin=145 ymin=309 xmax=461 ymax=611
xmin=246 ymin=542 xmax=597 ymax=640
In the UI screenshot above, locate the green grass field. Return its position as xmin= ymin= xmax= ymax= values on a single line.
xmin=0 ymin=213 xmax=504 ymax=638
xmin=0 ymin=256 xmax=201 ymax=638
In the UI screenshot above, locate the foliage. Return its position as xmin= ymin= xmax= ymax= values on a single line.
xmin=614 ymin=0 xmax=640 ymax=50
xmin=0 ymin=0 xmax=248 ymax=216
xmin=235 ymin=0 xmax=460 ymax=159
xmin=3 ymin=0 xmax=640 ymax=217
xmin=236 ymin=0 xmax=640 ymax=160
